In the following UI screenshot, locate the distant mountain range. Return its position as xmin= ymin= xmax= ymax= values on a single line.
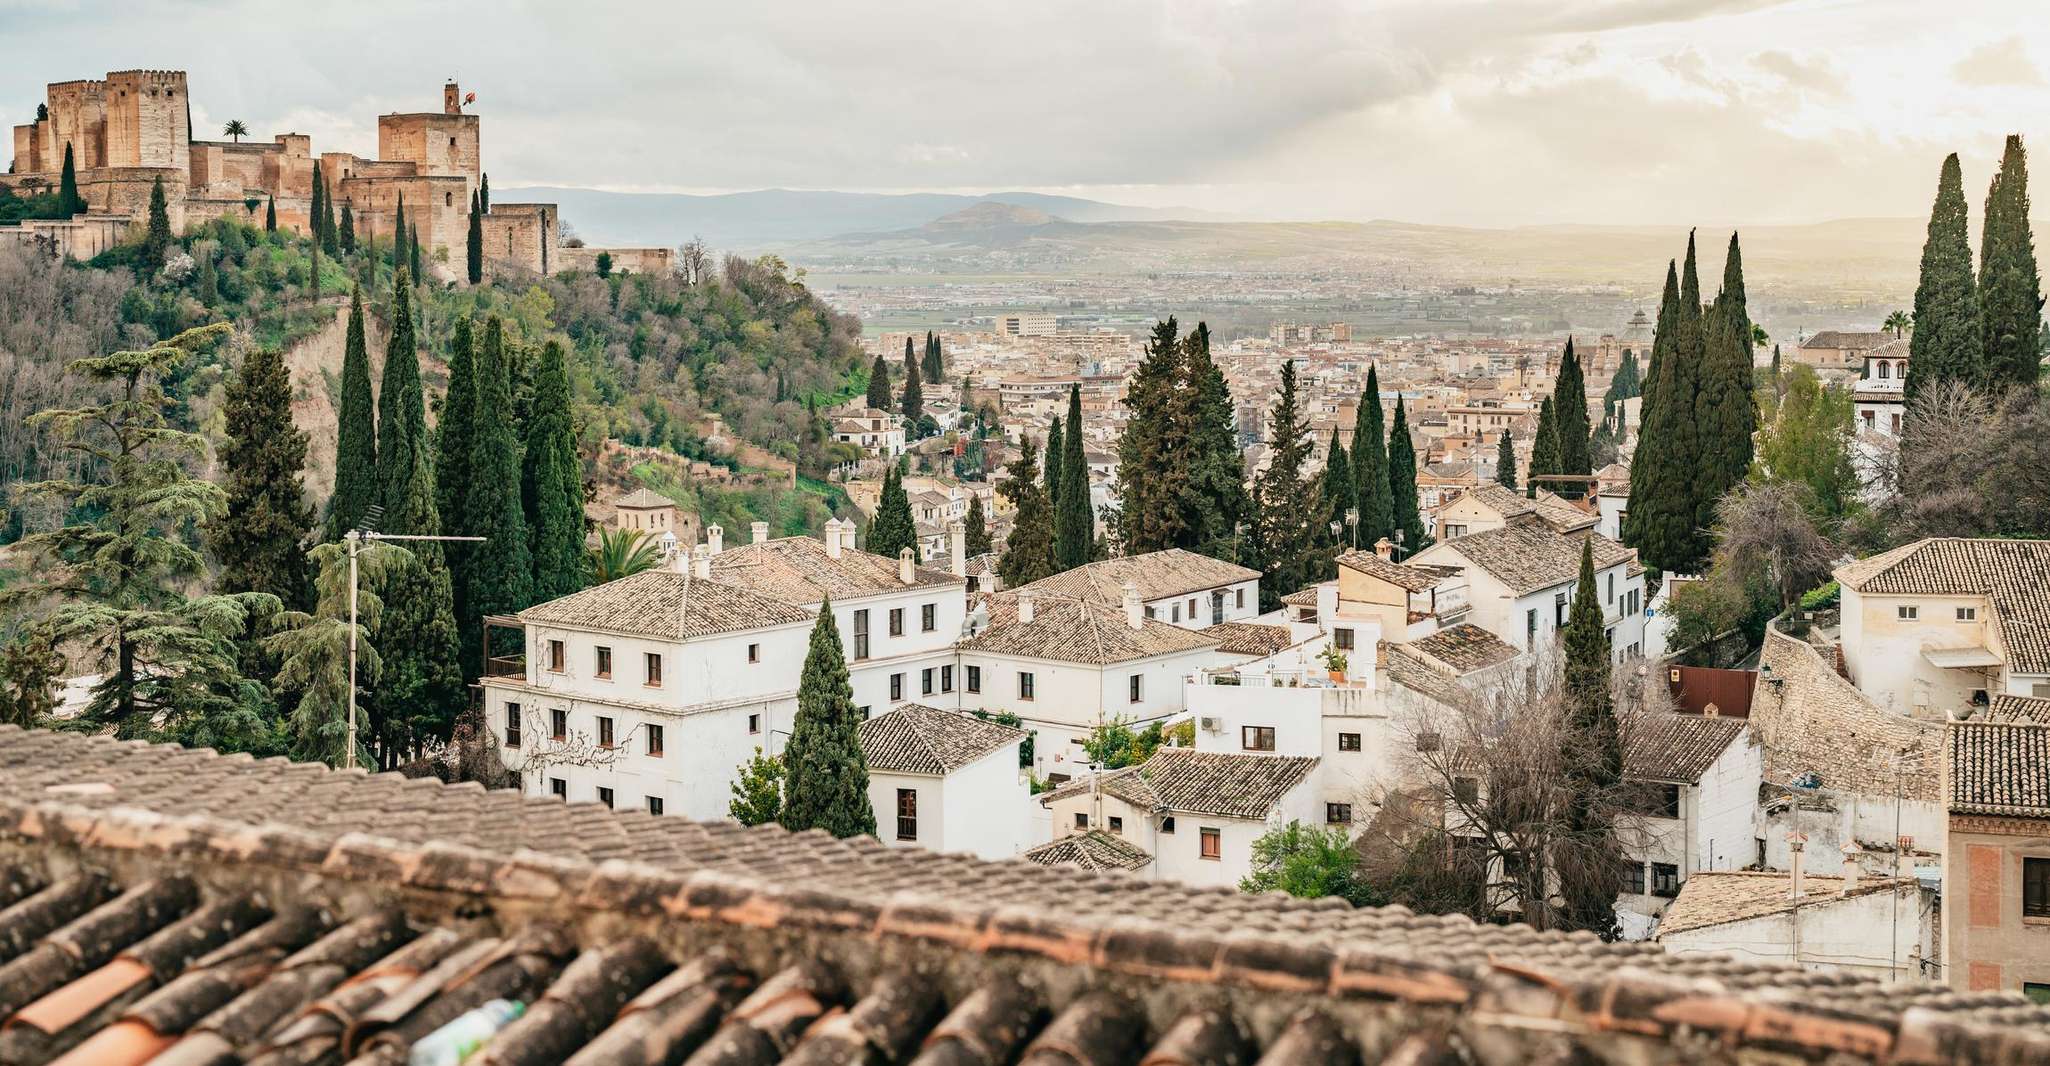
xmin=497 ymin=186 xmax=1231 ymax=252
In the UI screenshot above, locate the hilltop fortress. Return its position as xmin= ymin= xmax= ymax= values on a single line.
xmin=4 ymin=71 xmax=668 ymax=277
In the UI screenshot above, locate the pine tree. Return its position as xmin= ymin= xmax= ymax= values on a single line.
xmin=1115 ymin=318 xmax=1192 ymax=553
xmin=1251 ymin=360 xmax=1323 ymax=607
xmin=12 ymin=324 xmax=278 ymax=750
xmin=1352 ymin=366 xmax=1392 ymax=550
xmin=780 ymin=600 xmax=875 ymax=838
xmin=1055 ymin=384 xmax=1092 ymax=570
xmin=264 ymin=193 xmax=276 ymax=234
xmin=58 ymin=142 xmax=84 ymax=216
xmin=866 ymin=466 xmax=918 ymax=562
xmin=310 ymin=161 xmax=327 ymax=248
xmin=1905 ymin=153 xmax=1982 ymax=400
xmin=997 ymin=439 xmax=1057 ymax=587
xmin=1554 ymin=338 xmax=1592 ymax=479
xmin=267 ymin=541 xmax=399 ymax=766
xmin=1557 ymin=539 xmax=1623 ymax=935
xmin=1697 ymin=232 xmax=1758 ymax=534
xmin=1528 ymin=395 xmax=1559 ymax=498
xmin=479 ymin=173 xmax=490 ymax=213
xmin=143 ymin=176 xmax=173 ymax=270
xmin=1043 ymin=415 xmax=1064 ymax=508
xmin=526 ymin=340 xmax=586 ymax=601
xmin=964 ymin=494 xmax=992 ymax=555
xmin=328 ymin=286 xmax=378 ymax=539
xmin=1495 ymin=430 xmax=1517 ymax=490
xmin=370 ymin=444 xmax=465 ymax=763
xmin=1386 ymin=396 xmax=1424 ymax=557
xmin=208 ymin=346 xmax=314 ymax=611
xmin=900 ymin=356 xmax=924 ymax=425
xmin=376 ymin=270 xmax=426 ymax=525
xmin=866 ymin=353 xmax=891 ymax=411
xmin=1979 ymin=135 xmax=2041 ymax=392
xmin=466 ymin=189 xmax=484 ymax=285
xmin=339 ymin=202 xmax=355 ymax=254
xmin=1179 ymin=322 xmax=1250 ymax=562
xmin=1322 ymin=428 xmax=1353 ymax=538
xmin=465 ymin=316 xmax=533 ymax=656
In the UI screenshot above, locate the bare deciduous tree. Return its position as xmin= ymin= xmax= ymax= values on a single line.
xmin=678 ymin=235 xmax=710 ymax=287
xmin=1713 ymin=480 xmax=1837 ymax=611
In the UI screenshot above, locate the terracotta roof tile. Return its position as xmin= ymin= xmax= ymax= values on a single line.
xmin=518 ymin=570 xmax=812 ymax=640
xmin=1402 ymin=624 xmax=1520 ymax=674
xmin=1334 ymin=551 xmax=1445 ymax=593
xmin=1021 ymin=832 xmax=1153 ymax=872
xmin=1656 ymin=871 xmax=1917 ymax=938
xmin=1011 ymin=550 xmax=1257 ymax=605
xmin=1835 ymin=538 xmax=2050 ymax=674
xmin=1948 ymin=719 xmax=2050 ymax=816
xmin=858 ymin=705 xmax=1025 ymax=775
xmin=1622 ymin=710 xmax=1748 ymax=783
xmin=1205 ymin=621 xmax=1298 ymax=658
xmin=966 ymin=593 xmax=1217 ymax=666
xmin=1423 ymin=519 xmax=1634 ymax=594
xmin=1040 ymin=750 xmax=1317 ymax=820
xmin=711 ymin=536 xmax=964 ymax=605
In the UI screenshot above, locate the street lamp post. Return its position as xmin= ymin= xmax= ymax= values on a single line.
xmin=344 ymin=529 xmax=486 ymax=771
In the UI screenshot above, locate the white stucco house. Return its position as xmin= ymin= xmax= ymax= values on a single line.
xmin=1657 ymin=869 xmax=1933 ymax=979
xmin=1614 ymin=709 xmax=1760 ymax=938
xmin=858 ymin=704 xmax=1030 ymax=861
xmin=1009 ymin=549 xmax=1263 ymax=630
xmin=1408 ymin=514 xmax=1647 ymax=661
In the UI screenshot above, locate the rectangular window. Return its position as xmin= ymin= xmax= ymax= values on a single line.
xmin=646 ymin=796 xmax=664 ymax=816
xmin=1235 ymin=589 xmax=1245 ymax=609
xmin=1623 ymin=862 xmax=1647 ymax=894
xmin=2026 ymin=857 xmax=2050 ymax=918
xmin=597 ymin=716 xmax=614 ymax=748
xmin=1897 ymin=605 xmax=1919 ymax=620
xmin=1108 ymin=816 xmax=1124 ymax=833
xmin=967 ymin=666 xmax=981 ymax=693
xmin=1453 ymin=776 xmax=1479 ymax=803
xmin=1555 ymin=591 xmax=1569 ymax=627
xmin=1074 ymin=812 xmax=1089 ymax=829
xmin=890 ymin=673 xmax=904 ymax=701
xmin=748 ymin=643 xmax=760 ymax=663
xmin=1200 ymin=827 xmax=1222 ymax=860
xmin=896 ymin=788 xmax=918 ymax=841
xmin=853 ymin=610 xmax=870 ymax=660
xmin=1242 ymin=725 xmax=1276 ymax=751
xmin=1172 ymin=603 xmax=1181 ymax=623
xmin=644 ymin=653 xmax=662 ymax=687
xmin=1160 ymin=816 xmax=1175 ymax=834
xmin=941 ymin=665 xmax=953 ymax=692
xmin=1188 ymin=598 xmax=1197 ymax=618
xmin=1334 ymin=628 xmax=1355 ymax=651
xmin=1606 ymin=573 xmax=1614 ymax=605
xmin=1416 ymin=731 xmax=1442 ymax=753
xmin=1651 ymin=862 xmax=1681 ymax=897
xmin=1129 ymin=675 xmax=1143 ymax=703
xmin=595 ymin=646 xmax=613 ymax=679
xmin=597 ymin=787 xmax=614 ymax=809
xmin=548 ymin=640 xmax=565 ymax=672
xmin=1338 ymin=732 xmax=1361 ymax=752
xmin=550 ymin=778 xmax=567 ymax=799
xmin=889 ymin=608 xmax=904 ymax=637
xmin=1957 ymin=606 xmax=1978 ymax=622
xmin=747 ymin=713 xmax=761 ymax=734
xmin=504 ymin=703 xmax=522 ymax=748
xmin=922 ymin=603 xmax=937 ymax=632
xmin=1526 ymin=609 xmax=1538 ymax=641
xmin=921 ymin=668 xmax=934 ymax=696
xmin=1018 ymin=672 xmax=1035 ymax=700
xmin=645 ymin=724 xmax=664 ymax=757
xmin=1327 ymin=803 xmax=1353 ymax=824
xmin=2025 ymin=983 xmax=2050 ymax=1006
xmin=550 ymin=708 xmax=568 ymax=741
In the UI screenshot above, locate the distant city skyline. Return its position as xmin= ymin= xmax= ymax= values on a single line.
xmin=4 ymin=0 xmax=2044 ymax=227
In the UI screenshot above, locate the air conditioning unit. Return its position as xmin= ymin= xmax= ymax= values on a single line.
xmin=1199 ymin=716 xmax=1222 ymax=733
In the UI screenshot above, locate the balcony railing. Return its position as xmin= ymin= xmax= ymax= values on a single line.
xmin=484 ymin=655 xmax=525 ymax=680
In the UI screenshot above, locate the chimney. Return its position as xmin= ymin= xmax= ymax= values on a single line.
xmin=1018 ymin=589 xmax=1037 ymax=625
xmin=690 ymin=543 xmax=711 ymax=580
xmin=824 ymin=518 xmax=844 ymax=559
xmin=751 ymin=521 xmax=770 ymax=545
xmin=1374 ymin=537 xmax=1395 ymax=561
xmin=1839 ymin=842 xmax=1863 ymax=896
xmin=899 ymin=547 xmax=917 ymax=585
xmin=1788 ymin=833 xmax=1806 ymax=899
xmin=949 ymin=520 xmax=967 ymax=578
xmin=1122 ymin=580 xmax=1144 ymax=630
xmin=658 ymin=530 xmax=681 ymax=570
xmin=706 ymin=523 xmax=724 ymax=555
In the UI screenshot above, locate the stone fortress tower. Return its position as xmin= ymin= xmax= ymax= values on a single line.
xmin=5 ymin=71 xmax=669 ymax=278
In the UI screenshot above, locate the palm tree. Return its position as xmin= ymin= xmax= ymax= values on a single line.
xmin=223 ymin=119 xmax=248 ymax=143
xmin=587 ymin=527 xmax=660 ymax=584
xmin=1750 ymin=322 xmax=1770 ymax=348
xmin=1883 ymin=310 xmax=1911 ymax=338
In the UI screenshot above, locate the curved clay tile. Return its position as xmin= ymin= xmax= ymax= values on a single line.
xmin=1018 ymin=994 xmax=1146 ymax=1066
xmin=782 ymin=971 xmax=944 ymax=1065
xmin=908 ymin=978 xmax=1044 ymax=1066
xmin=470 ymin=936 xmax=670 ymax=1066
xmin=564 ymin=952 xmax=753 ymax=1066
xmin=0 ymin=875 xmax=116 ymax=964
xmin=679 ymin=962 xmax=842 ymax=1066
xmin=0 ymin=877 xmax=195 ymax=1019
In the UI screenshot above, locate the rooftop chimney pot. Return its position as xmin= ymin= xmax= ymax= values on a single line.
xmin=899 ymin=547 xmax=916 ymax=585
xmin=1122 ymin=580 xmax=1144 ymax=630
xmin=707 ymin=524 xmax=724 ymax=555
xmin=1018 ymin=589 xmax=1037 ymax=625
xmin=751 ymin=521 xmax=770 ymax=544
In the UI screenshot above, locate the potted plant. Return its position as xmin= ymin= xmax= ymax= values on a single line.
xmin=1319 ymin=646 xmax=1349 ymax=682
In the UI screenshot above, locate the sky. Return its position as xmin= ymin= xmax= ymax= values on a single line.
xmin=3 ymin=0 xmax=2044 ymax=227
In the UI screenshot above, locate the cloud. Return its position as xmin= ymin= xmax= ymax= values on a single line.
xmin=1953 ymin=36 xmax=2042 ymax=86
xmin=1749 ymin=50 xmax=1842 ymax=96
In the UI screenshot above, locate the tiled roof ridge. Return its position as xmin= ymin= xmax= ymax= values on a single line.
xmin=4 ymin=728 xmax=2048 ymax=1062
xmin=1657 ymin=871 xmax=1922 ymax=937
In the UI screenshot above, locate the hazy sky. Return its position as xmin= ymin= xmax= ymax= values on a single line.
xmin=4 ymin=0 xmax=2043 ymax=226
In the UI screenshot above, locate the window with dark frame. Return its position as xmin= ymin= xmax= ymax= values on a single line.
xmin=1242 ymin=725 xmax=1275 ymax=751
xmin=504 ymin=703 xmax=522 ymax=748
xmin=747 ymin=643 xmax=759 ymax=663
xmin=1453 ymin=776 xmax=1479 ymax=803
xmin=1200 ymin=827 xmax=1221 ymax=859
xmin=1108 ymin=816 xmax=1123 ymax=833
xmin=890 ymin=673 xmax=903 ymax=701
xmin=1333 ymin=628 xmax=1355 ymax=650
xmin=2025 ymin=857 xmax=2050 ymax=919
xmin=896 ymin=788 xmax=918 ymax=841
xmin=1338 ymin=732 xmax=1361 ymax=751
xmin=1160 ymin=816 xmax=1175 ymax=834
xmin=647 ymin=796 xmax=664 ymax=816
xmin=644 ymin=652 xmax=662 ymax=687
xmin=1623 ymin=861 xmax=1647 ymax=894
xmin=1129 ymin=675 xmax=1143 ymax=703
xmin=922 ymin=603 xmax=937 ymax=631
xmin=1018 ymin=672 xmax=1035 ymax=700
xmin=550 ymin=778 xmax=567 ymax=798
xmin=921 ymin=668 xmax=934 ymax=696
xmin=1074 ymin=812 xmax=1088 ymax=829
xmin=889 ymin=608 xmax=904 ymax=637
xmin=941 ymin=665 xmax=953 ymax=692
xmin=597 ymin=787 xmax=614 ymax=809
xmin=1651 ymin=862 xmax=1681 ymax=897
xmin=595 ymin=646 xmax=612 ymax=679
xmin=1235 ymin=589 xmax=1245 ymax=609
xmin=645 ymin=723 xmax=664 ymax=757
xmin=853 ymin=610 xmax=870 ymax=659
xmin=548 ymin=640 xmax=565 ymax=672
xmin=748 ymin=713 xmax=761 ymax=735
xmin=1326 ymin=803 xmax=1352 ymax=824
xmin=966 ymin=666 xmax=981 ymax=693
xmin=597 ymin=716 xmax=614 ymax=748
xmin=549 ymin=708 xmax=567 ymax=741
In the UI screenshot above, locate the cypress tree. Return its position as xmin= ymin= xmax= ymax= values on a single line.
xmin=1905 ymin=153 xmax=1981 ymax=400
xmin=339 ymin=202 xmax=355 ymax=254
xmin=376 ymin=270 xmax=426 ymax=525
xmin=1043 ymin=415 xmax=1064 ymax=507
xmin=408 ymin=222 xmax=422 ymax=284
xmin=1055 ymin=384 xmax=1091 ymax=570
xmin=371 ymin=443 xmax=465 ymax=762
xmin=392 ymin=193 xmax=407 ymax=269
xmin=1496 ymin=430 xmax=1517 ymax=490
xmin=997 ymin=438 xmax=1057 ymax=587
xmin=1322 ymin=428 xmax=1353 ymax=537
xmin=866 ymin=466 xmax=918 ymax=562
xmin=964 ymin=494 xmax=992 ymax=556
xmin=329 ymin=286 xmax=378 ymax=539
xmin=208 ymin=345 xmax=314 ymax=611
xmin=900 ymin=357 xmax=923 ymax=425
xmin=465 ymin=316 xmax=533 ymax=632
xmin=479 ymin=173 xmax=490 ymax=213
xmin=310 ymin=161 xmax=326 ymax=248
xmin=1251 ymin=360 xmax=1322 ymax=607
xmin=1697 ymin=232 xmax=1757 ymax=531
xmin=143 ymin=176 xmax=173 ymax=270
xmin=904 ymin=335 xmax=918 ymax=380
xmin=923 ymin=331 xmax=944 ymax=386
xmin=1386 ymin=396 xmax=1424 ymax=557
xmin=466 ymin=189 xmax=484 ymax=285
xmin=1352 ymin=367 xmax=1392 ymax=550
xmin=322 ymin=174 xmax=338 ymax=255
xmin=435 ymin=317 xmax=478 ymax=634
xmin=1114 ymin=318 xmax=1191 ymax=554
xmin=780 ymin=600 xmax=875 ymax=838
xmin=58 ymin=143 xmax=84 ymax=216
xmin=1979 ymin=135 xmax=2041 ymax=392
xmin=1629 ymin=242 xmax=1713 ymax=575
xmin=264 ymin=193 xmax=276 ymax=233
xmin=1554 ymin=338 xmax=1592 ymax=479
xmin=525 ymin=340 xmax=585 ymax=601
xmin=1557 ymin=539 xmax=1622 ymax=935
xmin=1180 ymin=322 xmax=1250 ymax=561
xmin=866 ymin=353 xmax=892 ymax=411
xmin=1528 ymin=395 xmax=1559 ymax=498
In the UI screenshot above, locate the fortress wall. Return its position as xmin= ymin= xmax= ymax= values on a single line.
xmin=13 ymin=124 xmax=42 ymax=175
xmin=481 ymin=202 xmax=553 ymax=275
xmin=336 ymin=172 xmax=469 ymax=276
xmin=104 ymin=70 xmax=188 ymax=173
xmin=376 ymin=112 xmax=479 ymax=192
xmin=43 ymin=80 xmax=107 ymax=171
xmin=556 ymin=244 xmax=673 ymax=277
